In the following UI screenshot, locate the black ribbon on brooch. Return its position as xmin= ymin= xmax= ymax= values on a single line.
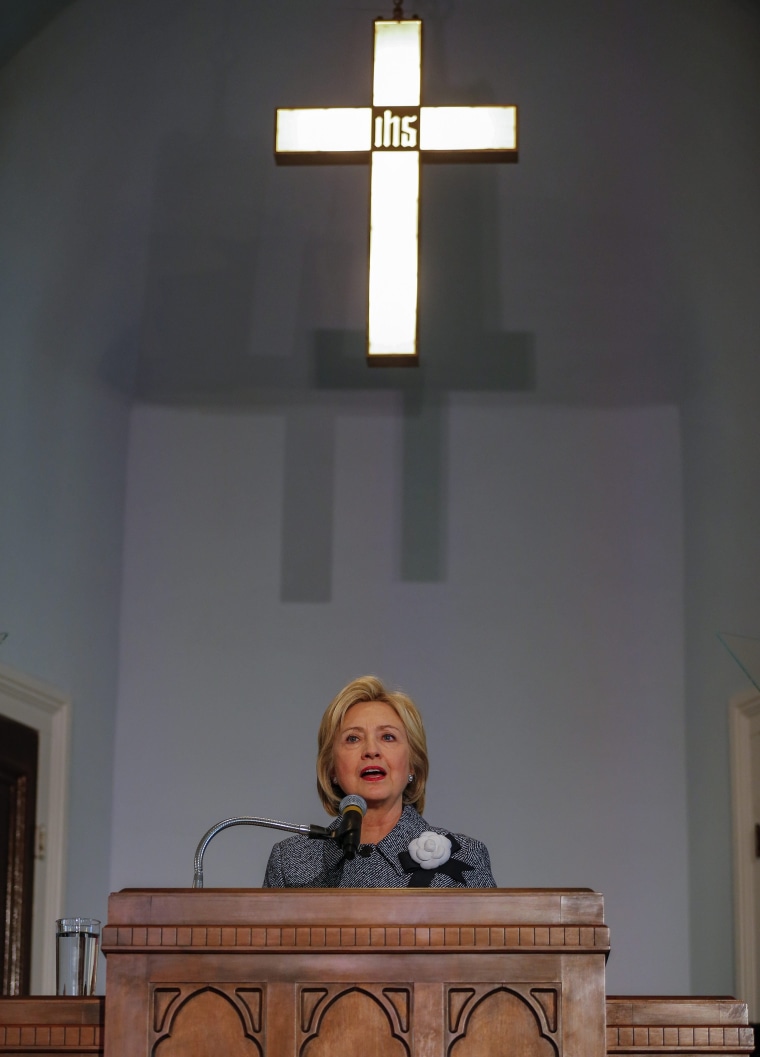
xmin=398 ymin=833 xmax=474 ymax=888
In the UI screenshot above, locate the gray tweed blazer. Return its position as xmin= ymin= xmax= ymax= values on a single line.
xmin=263 ymin=804 xmax=496 ymax=888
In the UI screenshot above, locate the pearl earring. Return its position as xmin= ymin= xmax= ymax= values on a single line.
xmin=407 ymin=774 xmax=414 ymax=783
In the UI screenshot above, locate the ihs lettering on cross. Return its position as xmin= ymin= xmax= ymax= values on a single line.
xmin=275 ymin=9 xmax=518 ymax=364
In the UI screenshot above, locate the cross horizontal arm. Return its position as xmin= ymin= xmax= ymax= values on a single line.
xmin=276 ymin=108 xmax=371 ymax=154
xmin=420 ymin=107 xmax=517 ymax=153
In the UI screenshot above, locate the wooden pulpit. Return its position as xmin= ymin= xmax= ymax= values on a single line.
xmin=101 ymin=887 xmax=609 ymax=1057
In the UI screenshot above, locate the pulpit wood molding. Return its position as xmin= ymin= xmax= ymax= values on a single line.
xmin=606 ymin=997 xmax=755 ymax=1056
xmin=0 ymin=996 xmax=103 ymax=1055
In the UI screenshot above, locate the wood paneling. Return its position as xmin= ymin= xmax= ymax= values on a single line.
xmin=606 ymin=997 xmax=755 ymax=1055
xmin=0 ymin=893 xmax=754 ymax=1057
xmin=0 ymin=993 xmax=754 ymax=1056
xmin=0 ymin=996 xmax=103 ymax=1055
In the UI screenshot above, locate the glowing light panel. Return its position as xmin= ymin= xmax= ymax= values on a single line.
xmin=368 ymin=152 xmax=420 ymax=356
xmin=276 ymin=108 xmax=371 ymax=153
xmin=373 ymin=20 xmax=421 ymax=106
xmin=420 ymin=106 xmax=517 ymax=151
xmin=274 ymin=17 xmax=518 ymax=363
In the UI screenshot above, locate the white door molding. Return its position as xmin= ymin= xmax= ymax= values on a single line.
xmin=0 ymin=662 xmax=70 ymax=994
xmin=729 ymin=686 xmax=760 ymax=1021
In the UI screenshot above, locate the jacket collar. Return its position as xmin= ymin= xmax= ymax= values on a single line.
xmin=322 ymin=803 xmax=427 ymax=878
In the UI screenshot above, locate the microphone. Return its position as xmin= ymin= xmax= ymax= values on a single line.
xmin=335 ymin=794 xmax=367 ymax=860
xmin=192 ymin=814 xmax=335 ymax=888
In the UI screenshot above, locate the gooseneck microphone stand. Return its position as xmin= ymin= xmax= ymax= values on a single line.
xmin=192 ymin=816 xmax=334 ymax=888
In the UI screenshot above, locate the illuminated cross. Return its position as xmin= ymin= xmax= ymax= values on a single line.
xmin=275 ymin=14 xmax=518 ymax=364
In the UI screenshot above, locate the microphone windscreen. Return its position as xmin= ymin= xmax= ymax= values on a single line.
xmin=339 ymin=794 xmax=367 ymax=815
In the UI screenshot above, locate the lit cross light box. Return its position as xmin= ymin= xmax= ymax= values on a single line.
xmin=275 ymin=17 xmax=518 ymax=365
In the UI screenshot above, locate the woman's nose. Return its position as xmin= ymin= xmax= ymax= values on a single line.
xmin=362 ymin=742 xmax=380 ymax=757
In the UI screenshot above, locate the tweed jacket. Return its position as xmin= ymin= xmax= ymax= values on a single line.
xmin=263 ymin=804 xmax=496 ymax=888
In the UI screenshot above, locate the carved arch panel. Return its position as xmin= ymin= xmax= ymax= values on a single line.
xmin=448 ymin=984 xmax=560 ymax=1057
xmin=300 ymin=984 xmax=411 ymax=1057
xmin=151 ymin=985 xmax=263 ymax=1057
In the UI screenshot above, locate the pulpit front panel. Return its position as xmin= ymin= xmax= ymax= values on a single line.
xmin=102 ymin=889 xmax=609 ymax=1057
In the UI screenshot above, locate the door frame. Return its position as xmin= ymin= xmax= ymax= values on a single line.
xmin=729 ymin=686 xmax=760 ymax=1021
xmin=0 ymin=662 xmax=70 ymax=994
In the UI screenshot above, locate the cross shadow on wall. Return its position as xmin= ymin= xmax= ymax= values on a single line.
xmin=135 ymin=116 xmax=534 ymax=604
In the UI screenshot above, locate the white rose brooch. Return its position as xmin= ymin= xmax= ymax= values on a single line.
xmin=398 ymin=831 xmax=474 ymax=887
xmin=408 ymin=832 xmax=451 ymax=869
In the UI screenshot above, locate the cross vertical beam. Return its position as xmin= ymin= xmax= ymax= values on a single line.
xmin=369 ymin=21 xmax=421 ymax=360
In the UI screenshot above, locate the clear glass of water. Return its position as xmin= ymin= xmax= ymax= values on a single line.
xmin=55 ymin=918 xmax=100 ymax=995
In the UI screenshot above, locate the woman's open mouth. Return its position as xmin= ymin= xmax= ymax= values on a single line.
xmin=360 ymin=767 xmax=387 ymax=781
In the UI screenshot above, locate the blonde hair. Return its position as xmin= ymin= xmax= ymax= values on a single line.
xmin=316 ymin=675 xmax=429 ymax=816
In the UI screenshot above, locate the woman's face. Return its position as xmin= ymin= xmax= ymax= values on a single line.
xmin=331 ymin=699 xmax=411 ymax=813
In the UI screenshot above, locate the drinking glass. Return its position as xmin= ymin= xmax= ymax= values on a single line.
xmin=55 ymin=918 xmax=100 ymax=995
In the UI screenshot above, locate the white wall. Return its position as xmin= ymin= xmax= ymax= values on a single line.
xmin=0 ymin=0 xmax=143 ymax=935
xmin=112 ymin=401 xmax=687 ymax=994
xmin=658 ymin=3 xmax=760 ymax=994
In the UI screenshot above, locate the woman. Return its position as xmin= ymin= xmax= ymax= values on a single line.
xmin=263 ymin=675 xmax=496 ymax=887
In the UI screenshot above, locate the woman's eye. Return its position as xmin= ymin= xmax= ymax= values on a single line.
xmin=345 ymin=734 xmax=359 ymax=743
xmin=382 ymin=733 xmax=395 ymax=741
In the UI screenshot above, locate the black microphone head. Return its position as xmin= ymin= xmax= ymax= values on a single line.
xmin=336 ymin=795 xmax=366 ymax=861
xmin=339 ymin=794 xmax=367 ymax=816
